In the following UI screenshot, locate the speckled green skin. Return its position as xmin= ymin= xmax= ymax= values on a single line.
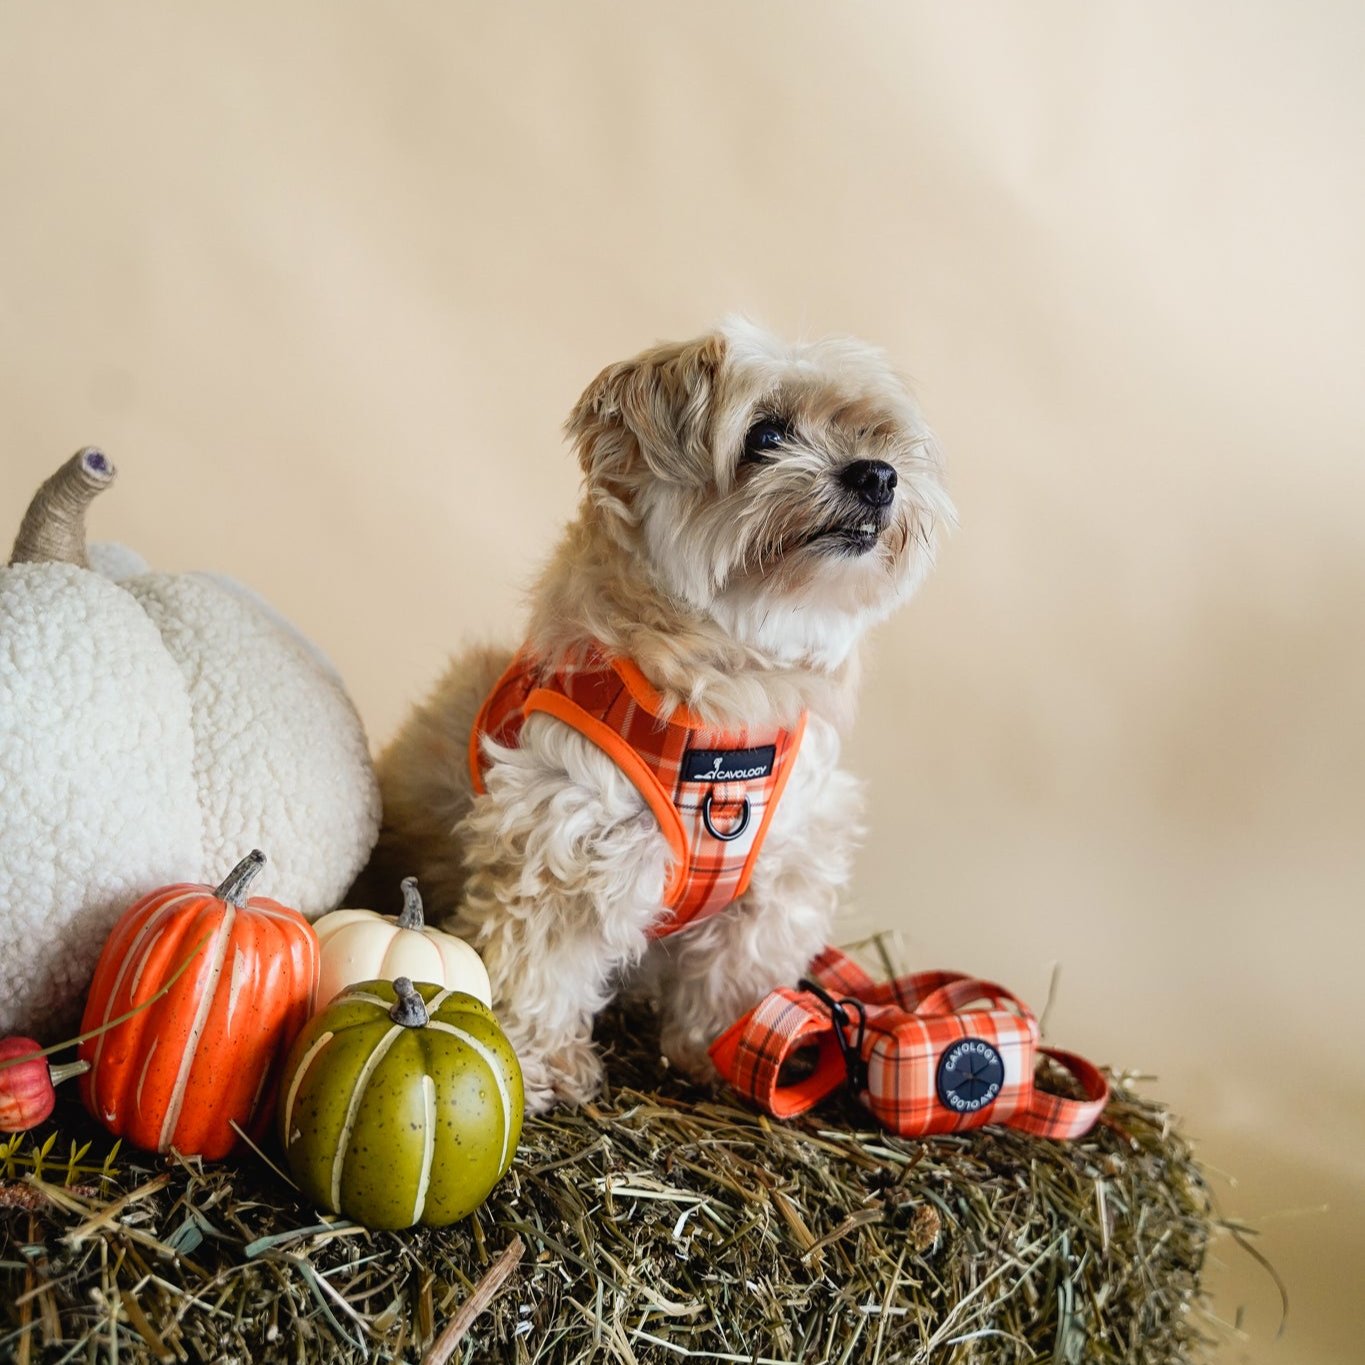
xmin=277 ymin=979 xmax=524 ymax=1229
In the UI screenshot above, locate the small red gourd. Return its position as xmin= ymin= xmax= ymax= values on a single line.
xmin=0 ymin=1038 xmax=87 ymax=1132
xmin=78 ymin=850 xmax=319 ymax=1160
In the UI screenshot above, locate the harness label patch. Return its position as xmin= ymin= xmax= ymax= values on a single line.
xmin=682 ymin=745 xmax=776 ymax=783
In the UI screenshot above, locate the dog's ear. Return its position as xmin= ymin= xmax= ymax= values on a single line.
xmin=566 ymin=332 xmax=726 ymax=503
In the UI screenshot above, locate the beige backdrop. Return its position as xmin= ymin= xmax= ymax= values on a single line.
xmin=2 ymin=4 xmax=1361 ymax=1360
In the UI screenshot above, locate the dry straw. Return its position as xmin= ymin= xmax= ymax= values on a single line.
xmin=1 ymin=976 xmax=1219 ymax=1364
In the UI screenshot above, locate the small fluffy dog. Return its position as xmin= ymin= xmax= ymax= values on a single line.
xmin=373 ymin=319 xmax=952 ymax=1113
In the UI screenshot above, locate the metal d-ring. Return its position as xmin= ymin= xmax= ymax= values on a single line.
xmin=702 ymin=790 xmax=751 ymax=842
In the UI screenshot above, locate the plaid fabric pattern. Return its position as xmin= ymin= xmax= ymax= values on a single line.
xmin=709 ymin=947 xmax=1109 ymax=1140
xmin=470 ymin=645 xmax=806 ymax=938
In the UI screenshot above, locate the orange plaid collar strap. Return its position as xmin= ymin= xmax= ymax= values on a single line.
xmin=470 ymin=644 xmax=807 ymax=938
xmin=709 ymin=946 xmax=1109 ymax=1140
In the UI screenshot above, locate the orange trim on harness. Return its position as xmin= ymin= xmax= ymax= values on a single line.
xmin=610 ymin=656 xmax=710 ymax=731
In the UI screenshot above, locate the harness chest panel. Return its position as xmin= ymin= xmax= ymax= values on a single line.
xmin=469 ymin=647 xmax=807 ymax=938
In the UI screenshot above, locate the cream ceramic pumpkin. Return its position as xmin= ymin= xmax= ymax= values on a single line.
xmin=313 ymin=878 xmax=492 ymax=1009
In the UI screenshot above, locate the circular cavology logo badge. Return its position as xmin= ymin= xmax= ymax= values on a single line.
xmin=935 ymin=1037 xmax=1005 ymax=1114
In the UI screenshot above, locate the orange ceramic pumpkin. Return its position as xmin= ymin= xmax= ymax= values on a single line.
xmin=78 ymin=850 xmax=319 ymax=1159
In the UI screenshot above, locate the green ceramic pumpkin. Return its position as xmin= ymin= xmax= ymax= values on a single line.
xmin=277 ymin=977 xmax=523 ymax=1229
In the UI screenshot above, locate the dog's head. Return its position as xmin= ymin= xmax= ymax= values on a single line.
xmin=566 ymin=319 xmax=953 ymax=667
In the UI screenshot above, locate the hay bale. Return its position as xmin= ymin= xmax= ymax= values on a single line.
xmin=0 ymin=1002 xmax=1213 ymax=1364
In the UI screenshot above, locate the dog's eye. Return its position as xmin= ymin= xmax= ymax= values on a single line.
xmin=742 ymin=419 xmax=789 ymax=465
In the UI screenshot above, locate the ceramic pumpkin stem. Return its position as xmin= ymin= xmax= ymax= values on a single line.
xmin=214 ymin=849 xmax=267 ymax=907
xmin=389 ymin=977 xmax=430 ymax=1028
xmin=9 ymin=447 xmax=116 ymax=568
xmin=397 ymin=877 xmax=425 ymax=930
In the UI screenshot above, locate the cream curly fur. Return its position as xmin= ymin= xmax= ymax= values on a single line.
xmin=374 ymin=318 xmax=952 ymax=1113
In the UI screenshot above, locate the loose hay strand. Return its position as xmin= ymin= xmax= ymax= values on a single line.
xmin=1 ymin=995 xmax=1222 ymax=1364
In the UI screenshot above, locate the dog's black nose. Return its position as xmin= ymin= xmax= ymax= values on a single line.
xmin=840 ymin=459 xmax=898 ymax=507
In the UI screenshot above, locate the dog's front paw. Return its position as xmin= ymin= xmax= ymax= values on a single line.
xmin=519 ymin=1065 xmax=560 ymax=1117
xmin=548 ymin=1037 xmax=605 ymax=1107
xmin=660 ymin=1027 xmax=722 ymax=1089
xmin=518 ymin=1037 xmax=605 ymax=1115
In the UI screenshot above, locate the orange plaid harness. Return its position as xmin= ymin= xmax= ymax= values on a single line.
xmin=470 ymin=646 xmax=807 ymax=939
xmin=709 ymin=947 xmax=1110 ymax=1139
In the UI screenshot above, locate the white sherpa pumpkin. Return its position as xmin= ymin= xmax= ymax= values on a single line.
xmin=0 ymin=448 xmax=382 ymax=1036
xmin=313 ymin=877 xmax=492 ymax=1010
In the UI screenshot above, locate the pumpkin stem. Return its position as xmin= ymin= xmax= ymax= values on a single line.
xmin=47 ymin=1058 xmax=91 ymax=1087
xmin=397 ymin=878 xmax=425 ymax=930
xmin=8 ymin=448 xmax=116 ymax=568
xmin=215 ymin=849 xmax=267 ymax=907
xmin=389 ymin=977 xmax=429 ymax=1028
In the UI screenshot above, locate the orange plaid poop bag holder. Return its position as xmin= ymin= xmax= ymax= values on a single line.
xmin=710 ymin=946 xmax=1110 ymax=1140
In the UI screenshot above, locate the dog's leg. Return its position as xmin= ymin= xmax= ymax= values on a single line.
xmin=452 ymin=716 xmax=671 ymax=1114
xmin=649 ymin=724 xmax=865 ymax=1082
xmin=650 ymin=894 xmax=833 ymax=1084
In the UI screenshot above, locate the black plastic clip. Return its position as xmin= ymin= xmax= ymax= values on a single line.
xmin=798 ymin=977 xmax=868 ymax=1094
